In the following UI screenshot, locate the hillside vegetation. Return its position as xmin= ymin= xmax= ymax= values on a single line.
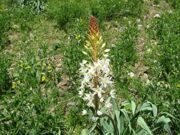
xmin=0 ymin=0 xmax=179 ymax=134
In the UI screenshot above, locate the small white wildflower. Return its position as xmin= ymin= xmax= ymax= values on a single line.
xmin=136 ymin=19 xmax=141 ymax=23
xmin=105 ymin=102 xmax=112 ymax=109
xmin=128 ymin=72 xmax=135 ymax=78
xmin=83 ymin=74 xmax=91 ymax=83
xmin=112 ymin=44 xmax=115 ymax=47
xmin=157 ymin=81 xmax=163 ymax=87
xmin=83 ymin=93 xmax=95 ymax=108
xmin=168 ymin=10 xmax=173 ymax=14
xmin=147 ymin=48 xmax=151 ymax=53
xmin=92 ymin=86 xmax=104 ymax=99
xmin=153 ymin=60 xmax=157 ymax=63
xmin=100 ymin=97 xmax=104 ymax=102
xmin=154 ymin=13 xmax=161 ymax=18
xmin=103 ymin=54 xmax=109 ymax=58
xmin=100 ymin=59 xmax=110 ymax=73
xmin=146 ymin=24 xmax=150 ymax=29
xmin=104 ymin=49 xmax=110 ymax=53
xmin=165 ymin=84 xmax=170 ymax=89
xmin=82 ymin=110 xmax=87 ymax=115
xmin=146 ymin=79 xmax=151 ymax=85
xmin=82 ymin=51 xmax=88 ymax=56
xmin=97 ymin=110 xmax=103 ymax=116
xmin=138 ymin=24 xmax=142 ymax=30
xmin=92 ymin=116 xmax=98 ymax=122
xmin=110 ymin=89 xmax=116 ymax=98
xmin=100 ymin=76 xmax=113 ymax=88
xmin=101 ymin=43 xmax=106 ymax=49
xmin=79 ymin=89 xmax=84 ymax=97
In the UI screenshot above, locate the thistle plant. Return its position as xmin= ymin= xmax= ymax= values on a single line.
xmin=79 ymin=16 xmax=115 ymax=116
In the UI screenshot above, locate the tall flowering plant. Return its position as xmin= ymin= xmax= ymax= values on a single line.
xmin=79 ymin=16 xmax=115 ymax=117
xmin=79 ymin=17 xmax=173 ymax=135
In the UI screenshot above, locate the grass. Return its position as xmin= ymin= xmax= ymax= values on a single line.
xmin=0 ymin=0 xmax=179 ymax=134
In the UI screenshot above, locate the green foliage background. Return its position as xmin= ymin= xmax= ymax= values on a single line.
xmin=0 ymin=0 xmax=179 ymax=134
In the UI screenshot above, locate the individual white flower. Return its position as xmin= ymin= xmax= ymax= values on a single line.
xmin=146 ymin=24 xmax=150 ymax=29
xmin=105 ymin=102 xmax=112 ymax=109
xmin=88 ymin=63 xmax=97 ymax=76
xmin=92 ymin=116 xmax=98 ymax=122
xmin=82 ymin=110 xmax=87 ymax=115
xmin=146 ymin=79 xmax=151 ymax=85
xmin=79 ymin=89 xmax=84 ymax=97
xmin=81 ymin=60 xmax=87 ymax=66
xmin=83 ymin=74 xmax=91 ymax=83
xmin=100 ymin=97 xmax=104 ymax=102
xmin=101 ymin=43 xmax=106 ymax=49
xmin=100 ymin=59 xmax=110 ymax=73
xmin=79 ymin=62 xmax=88 ymax=74
xmin=110 ymin=89 xmax=116 ymax=98
xmin=154 ymin=13 xmax=161 ymax=18
xmin=128 ymin=72 xmax=135 ymax=78
xmin=103 ymin=54 xmax=109 ymax=58
xmin=83 ymin=93 xmax=95 ymax=108
xmin=97 ymin=110 xmax=103 ymax=116
xmin=100 ymin=76 xmax=113 ymax=88
xmin=92 ymin=86 xmax=104 ymax=99
xmin=83 ymin=93 xmax=92 ymax=101
xmin=138 ymin=24 xmax=142 ymax=30
xmin=136 ymin=19 xmax=141 ymax=23
xmin=147 ymin=48 xmax=151 ymax=53
xmin=104 ymin=49 xmax=110 ymax=53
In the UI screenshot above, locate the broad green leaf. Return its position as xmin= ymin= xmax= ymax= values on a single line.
xmin=101 ymin=118 xmax=114 ymax=134
xmin=131 ymin=100 xmax=136 ymax=115
xmin=146 ymin=101 xmax=157 ymax=117
xmin=160 ymin=112 xmax=176 ymax=119
xmin=151 ymin=104 xmax=157 ymax=117
xmin=157 ymin=116 xmax=171 ymax=124
xmin=120 ymin=109 xmax=130 ymax=122
xmin=115 ymin=110 xmax=121 ymax=133
xmin=81 ymin=129 xmax=89 ymax=135
xmin=136 ymin=129 xmax=149 ymax=135
xmin=137 ymin=116 xmax=153 ymax=135
xmin=139 ymin=102 xmax=152 ymax=112
xmin=164 ymin=124 xmax=172 ymax=135
xmin=58 ymin=129 xmax=61 ymax=135
xmin=89 ymin=123 xmax=97 ymax=133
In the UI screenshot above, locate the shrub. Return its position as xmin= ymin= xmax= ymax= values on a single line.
xmin=166 ymin=0 xmax=180 ymax=9
xmin=0 ymin=53 xmax=11 ymax=92
xmin=90 ymin=0 xmax=143 ymax=21
xmin=0 ymin=10 xmax=10 ymax=50
xmin=62 ymin=32 xmax=86 ymax=91
xmin=47 ymin=0 xmax=89 ymax=29
xmin=110 ymin=21 xmax=138 ymax=93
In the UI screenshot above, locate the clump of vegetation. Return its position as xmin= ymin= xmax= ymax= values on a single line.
xmin=90 ymin=0 xmax=143 ymax=21
xmin=77 ymin=15 xmax=173 ymax=135
xmin=0 ymin=10 xmax=10 ymax=49
xmin=0 ymin=53 xmax=11 ymax=92
xmin=0 ymin=0 xmax=179 ymax=134
xmin=145 ymin=10 xmax=180 ymax=133
xmin=47 ymin=0 xmax=89 ymax=29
